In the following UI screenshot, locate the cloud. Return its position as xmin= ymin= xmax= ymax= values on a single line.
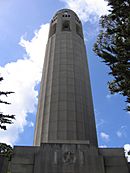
xmin=0 ymin=23 xmax=49 ymax=145
xmin=61 ymin=0 xmax=110 ymax=22
xmin=124 ymin=144 xmax=130 ymax=162
xmin=106 ymin=94 xmax=112 ymax=99
xmin=27 ymin=121 xmax=34 ymax=128
xmin=99 ymin=145 xmax=107 ymax=148
xmin=116 ymin=126 xmax=127 ymax=138
xmin=106 ymin=93 xmax=118 ymax=99
xmin=116 ymin=131 xmax=122 ymax=138
xmin=96 ymin=119 xmax=105 ymax=128
xmin=100 ymin=132 xmax=110 ymax=142
xmin=95 ymin=108 xmax=105 ymax=129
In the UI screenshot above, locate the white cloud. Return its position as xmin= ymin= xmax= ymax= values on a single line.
xmin=27 ymin=121 xmax=34 ymax=128
xmin=61 ymin=0 xmax=110 ymax=22
xmin=116 ymin=126 xmax=127 ymax=138
xmin=96 ymin=119 xmax=105 ymax=128
xmin=99 ymin=145 xmax=107 ymax=148
xmin=106 ymin=94 xmax=112 ymax=99
xmin=100 ymin=132 xmax=110 ymax=142
xmin=0 ymin=23 xmax=49 ymax=145
xmin=124 ymin=144 xmax=130 ymax=162
xmin=116 ymin=131 xmax=122 ymax=138
xmin=106 ymin=93 xmax=117 ymax=99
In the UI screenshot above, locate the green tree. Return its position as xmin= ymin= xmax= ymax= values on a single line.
xmin=0 ymin=143 xmax=13 ymax=161
xmin=0 ymin=77 xmax=15 ymax=130
xmin=93 ymin=0 xmax=130 ymax=111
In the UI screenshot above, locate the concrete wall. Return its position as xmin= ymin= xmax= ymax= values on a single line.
xmin=99 ymin=148 xmax=130 ymax=173
xmin=11 ymin=145 xmax=104 ymax=173
xmin=11 ymin=146 xmax=39 ymax=173
xmin=0 ymin=156 xmax=9 ymax=173
xmin=10 ymin=145 xmax=130 ymax=173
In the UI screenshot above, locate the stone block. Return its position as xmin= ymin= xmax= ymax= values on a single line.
xmin=11 ymin=146 xmax=39 ymax=173
xmin=99 ymin=148 xmax=125 ymax=156
xmin=11 ymin=164 xmax=33 ymax=173
xmin=58 ymin=110 xmax=67 ymax=121
xmin=104 ymin=156 xmax=127 ymax=166
xmin=104 ymin=166 xmax=129 ymax=173
xmin=0 ymin=156 xmax=9 ymax=173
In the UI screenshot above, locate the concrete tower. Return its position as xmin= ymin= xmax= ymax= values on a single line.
xmin=8 ymin=9 xmax=130 ymax=173
xmin=34 ymin=9 xmax=97 ymax=147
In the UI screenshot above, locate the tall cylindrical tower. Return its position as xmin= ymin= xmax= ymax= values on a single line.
xmin=10 ymin=9 xmax=129 ymax=173
xmin=34 ymin=9 xmax=98 ymax=147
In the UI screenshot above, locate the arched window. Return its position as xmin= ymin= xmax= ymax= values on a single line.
xmin=62 ymin=21 xmax=70 ymax=31
xmin=49 ymin=23 xmax=57 ymax=37
xmin=76 ymin=24 xmax=83 ymax=38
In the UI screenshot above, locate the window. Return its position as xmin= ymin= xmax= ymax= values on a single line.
xmin=62 ymin=13 xmax=71 ymax=18
xmin=49 ymin=23 xmax=57 ymax=37
xmin=64 ymin=12 xmax=68 ymax=15
xmin=62 ymin=21 xmax=70 ymax=31
xmin=76 ymin=24 xmax=83 ymax=38
xmin=75 ymin=17 xmax=81 ymax=24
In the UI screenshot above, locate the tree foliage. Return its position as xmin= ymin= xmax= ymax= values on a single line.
xmin=0 ymin=77 xmax=15 ymax=130
xmin=0 ymin=143 xmax=13 ymax=161
xmin=93 ymin=0 xmax=130 ymax=111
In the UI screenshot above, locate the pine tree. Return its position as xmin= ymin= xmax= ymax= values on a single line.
xmin=93 ymin=0 xmax=130 ymax=111
xmin=0 ymin=143 xmax=13 ymax=161
xmin=0 ymin=77 xmax=15 ymax=130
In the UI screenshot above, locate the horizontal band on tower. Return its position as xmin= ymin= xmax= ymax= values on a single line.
xmin=42 ymin=140 xmax=90 ymax=145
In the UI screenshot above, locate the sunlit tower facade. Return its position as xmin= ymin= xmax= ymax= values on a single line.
xmin=34 ymin=9 xmax=97 ymax=147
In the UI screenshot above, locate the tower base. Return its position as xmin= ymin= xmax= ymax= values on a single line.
xmin=10 ymin=143 xmax=130 ymax=173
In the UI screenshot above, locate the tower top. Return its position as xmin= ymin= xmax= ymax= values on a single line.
xmin=51 ymin=8 xmax=81 ymax=24
xmin=49 ymin=8 xmax=83 ymax=39
xmin=54 ymin=9 xmax=79 ymax=17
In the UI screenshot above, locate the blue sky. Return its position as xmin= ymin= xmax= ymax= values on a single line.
xmin=0 ymin=0 xmax=130 ymax=158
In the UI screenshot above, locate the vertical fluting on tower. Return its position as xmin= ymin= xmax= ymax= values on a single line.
xmin=34 ymin=9 xmax=98 ymax=147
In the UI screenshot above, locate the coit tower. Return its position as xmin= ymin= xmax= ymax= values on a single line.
xmin=34 ymin=9 xmax=97 ymax=147
xmin=10 ymin=9 xmax=129 ymax=173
